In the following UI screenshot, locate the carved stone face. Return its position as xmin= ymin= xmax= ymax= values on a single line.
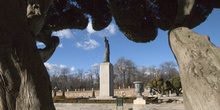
xmin=26 ymin=0 xmax=53 ymax=36
xmin=27 ymin=4 xmax=41 ymax=18
xmin=27 ymin=3 xmax=44 ymax=36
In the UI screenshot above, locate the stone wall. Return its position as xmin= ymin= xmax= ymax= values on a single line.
xmin=53 ymin=88 xmax=150 ymax=98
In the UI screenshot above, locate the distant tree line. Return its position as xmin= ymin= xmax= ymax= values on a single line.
xmin=114 ymin=57 xmax=179 ymax=89
xmin=49 ymin=57 xmax=179 ymax=91
xmin=50 ymin=64 xmax=100 ymax=91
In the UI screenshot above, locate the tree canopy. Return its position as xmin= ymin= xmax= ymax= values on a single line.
xmin=37 ymin=0 xmax=215 ymax=62
xmin=39 ymin=0 xmax=214 ymax=44
xmin=41 ymin=0 xmax=112 ymax=37
xmin=109 ymin=0 xmax=213 ymax=43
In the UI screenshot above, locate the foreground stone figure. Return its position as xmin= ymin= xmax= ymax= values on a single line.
xmin=0 ymin=0 xmax=55 ymax=109
xmin=174 ymin=0 xmax=220 ymax=28
xmin=169 ymin=27 xmax=220 ymax=110
xmin=27 ymin=0 xmax=59 ymax=62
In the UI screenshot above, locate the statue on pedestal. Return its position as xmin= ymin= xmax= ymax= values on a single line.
xmin=104 ymin=37 xmax=110 ymax=62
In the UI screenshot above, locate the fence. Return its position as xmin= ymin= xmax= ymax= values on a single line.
xmin=53 ymin=88 xmax=151 ymax=98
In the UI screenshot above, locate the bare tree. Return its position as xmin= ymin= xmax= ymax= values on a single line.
xmin=50 ymin=73 xmax=61 ymax=90
xmin=125 ymin=60 xmax=137 ymax=88
xmin=114 ymin=57 xmax=137 ymax=88
xmin=85 ymin=70 xmax=94 ymax=90
xmin=159 ymin=61 xmax=179 ymax=80
xmin=76 ymin=69 xmax=86 ymax=90
xmin=60 ymin=67 xmax=70 ymax=91
xmin=148 ymin=65 xmax=159 ymax=78
xmin=68 ymin=73 xmax=80 ymax=90
xmin=50 ymin=67 xmax=70 ymax=91
xmin=136 ymin=66 xmax=148 ymax=84
xmin=92 ymin=64 xmax=100 ymax=89
xmin=114 ymin=57 xmax=127 ymax=88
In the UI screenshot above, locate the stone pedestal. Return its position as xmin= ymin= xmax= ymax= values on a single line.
xmin=133 ymin=81 xmax=146 ymax=105
xmin=97 ymin=62 xmax=114 ymax=99
xmin=133 ymin=98 xmax=146 ymax=104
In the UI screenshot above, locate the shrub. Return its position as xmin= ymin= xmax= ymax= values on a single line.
xmin=169 ymin=76 xmax=181 ymax=90
xmin=168 ymin=76 xmax=182 ymax=96
xmin=147 ymin=77 xmax=164 ymax=93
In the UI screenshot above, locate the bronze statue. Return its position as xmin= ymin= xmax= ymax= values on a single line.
xmin=104 ymin=37 xmax=110 ymax=62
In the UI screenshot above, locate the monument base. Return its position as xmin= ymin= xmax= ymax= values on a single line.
xmin=99 ymin=62 xmax=114 ymax=98
xmin=133 ymin=98 xmax=146 ymax=105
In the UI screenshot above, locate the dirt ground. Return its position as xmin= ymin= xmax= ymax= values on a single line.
xmin=54 ymin=97 xmax=185 ymax=110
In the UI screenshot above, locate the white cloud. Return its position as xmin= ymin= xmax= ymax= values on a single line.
xmin=74 ymin=20 xmax=117 ymax=50
xmin=76 ymin=39 xmax=100 ymax=50
xmin=92 ymin=63 xmax=99 ymax=68
xmin=60 ymin=64 xmax=67 ymax=69
xmin=37 ymin=42 xmax=44 ymax=46
xmin=106 ymin=24 xmax=116 ymax=35
xmin=44 ymin=63 xmax=59 ymax=72
xmin=58 ymin=43 xmax=63 ymax=48
xmin=86 ymin=19 xmax=116 ymax=37
xmin=86 ymin=19 xmax=96 ymax=34
xmin=70 ymin=67 xmax=75 ymax=72
xmin=92 ymin=63 xmax=99 ymax=70
xmin=52 ymin=29 xmax=74 ymax=39
xmin=36 ymin=42 xmax=46 ymax=49
xmin=96 ymin=23 xmax=116 ymax=37
xmin=44 ymin=63 xmax=75 ymax=73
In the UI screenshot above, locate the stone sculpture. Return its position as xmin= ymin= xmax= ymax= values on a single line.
xmin=173 ymin=0 xmax=220 ymax=28
xmin=104 ymin=37 xmax=110 ymax=62
xmin=134 ymin=81 xmax=144 ymax=98
xmin=169 ymin=27 xmax=220 ymax=110
xmin=133 ymin=81 xmax=146 ymax=105
xmin=27 ymin=0 xmax=59 ymax=62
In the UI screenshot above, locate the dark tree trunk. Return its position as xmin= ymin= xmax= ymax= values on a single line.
xmin=169 ymin=27 xmax=220 ymax=110
xmin=175 ymin=89 xmax=179 ymax=96
xmin=0 ymin=0 xmax=55 ymax=110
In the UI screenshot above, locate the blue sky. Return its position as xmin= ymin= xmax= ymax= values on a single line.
xmin=39 ymin=9 xmax=220 ymax=74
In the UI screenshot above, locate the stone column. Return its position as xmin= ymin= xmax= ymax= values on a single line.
xmin=97 ymin=62 xmax=114 ymax=99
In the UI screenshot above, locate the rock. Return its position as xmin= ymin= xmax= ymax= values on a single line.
xmin=163 ymin=99 xmax=169 ymax=102
xmin=169 ymin=27 xmax=220 ymax=110
xmin=172 ymin=100 xmax=177 ymax=104
xmin=176 ymin=100 xmax=183 ymax=104
xmin=157 ymin=100 xmax=162 ymax=103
